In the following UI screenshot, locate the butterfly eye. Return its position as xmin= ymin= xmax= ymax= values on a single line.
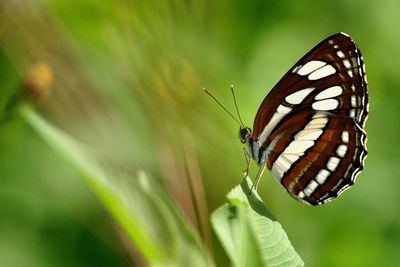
xmin=239 ymin=127 xmax=251 ymax=144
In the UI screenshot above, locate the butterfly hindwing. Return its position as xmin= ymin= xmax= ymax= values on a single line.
xmin=267 ymin=111 xmax=367 ymax=205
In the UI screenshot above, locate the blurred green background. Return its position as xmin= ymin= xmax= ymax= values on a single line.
xmin=1 ymin=0 xmax=399 ymax=266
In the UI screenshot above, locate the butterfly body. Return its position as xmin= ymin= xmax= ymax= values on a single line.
xmin=241 ymin=32 xmax=368 ymax=205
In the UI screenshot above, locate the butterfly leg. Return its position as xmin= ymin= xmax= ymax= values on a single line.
xmin=243 ymin=148 xmax=252 ymax=178
xmin=249 ymin=165 xmax=266 ymax=194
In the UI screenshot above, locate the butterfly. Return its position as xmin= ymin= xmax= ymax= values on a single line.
xmin=206 ymin=32 xmax=368 ymax=205
xmin=238 ymin=32 xmax=368 ymax=205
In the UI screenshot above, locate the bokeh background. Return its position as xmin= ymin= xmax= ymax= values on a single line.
xmin=1 ymin=0 xmax=399 ymax=266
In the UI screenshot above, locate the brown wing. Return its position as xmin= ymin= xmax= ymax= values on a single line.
xmin=251 ymin=33 xmax=368 ymax=205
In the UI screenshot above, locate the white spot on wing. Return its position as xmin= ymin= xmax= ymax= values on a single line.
xmin=285 ymin=88 xmax=315 ymax=105
xmin=308 ymin=64 xmax=336 ymax=80
xmin=286 ymin=154 xmax=300 ymax=162
xmin=304 ymin=116 xmax=329 ymax=132
xmin=351 ymin=57 xmax=358 ymax=68
xmin=258 ymin=105 xmax=292 ymax=145
xmin=347 ymin=70 xmax=354 ymax=78
xmin=292 ymin=65 xmax=301 ymax=73
xmin=304 ymin=180 xmax=319 ymax=197
xmin=337 ymin=50 xmax=345 ymax=58
xmin=315 ymin=86 xmax=343 ymax=100
xmin=343 ymin=59 xmax=351 ymax=69
xmin=342 ymin=131 xmax=349 ymax=143
xmin=327 ymin=157 xmax=340 ymax=172
xmin=349 ymin=109 xmax=356 ymax=119
xmin=312 ymin=99 xmax=339 ymax=111
xmin=295 ymin=129 xmax=323 ymax=141
xmin=315 ymin=169 xmax=330 ymax=184
xmin=312 ymin=113 xmax=328 ymax=119
xmin=271 ymin=154 xmax=299 ymax=181
xmin=277 ymin=105 xmax=292 ymax=114
xmin=285 ymin=140 xmax=314 ymax=154
xmin=336 ymin=144 xmax=348 ymax=157
xmin=296 ymin=60 xmax=327 ymax=76
xmin=298 ymin=191 xmax=305 ymax=199
xmin=307 ymin=116 xmax=328 ymax=126
xmin=351 ymin=95 xmax=357 ymax=107
xmin=304 ymin=188 xmax=313 ymax=197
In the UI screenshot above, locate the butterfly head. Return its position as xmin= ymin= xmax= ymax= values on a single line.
xmin=239 ymin=127 xmax=252 ymax=144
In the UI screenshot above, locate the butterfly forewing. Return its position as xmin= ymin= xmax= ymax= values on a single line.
xmin=250 ymin=33 xmax=368 ymax=205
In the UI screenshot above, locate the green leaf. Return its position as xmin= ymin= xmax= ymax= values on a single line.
xmin=211 ymin=176 xmax=304 ymax=267
xmin=20 ymin=105 xmax=214 ymax=267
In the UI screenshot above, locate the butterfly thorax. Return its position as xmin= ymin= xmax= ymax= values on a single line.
xmin=240 ymin=126 xmax=269 ymax=166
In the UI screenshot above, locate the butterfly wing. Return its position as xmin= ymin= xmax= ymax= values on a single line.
xmin=252 ymin=33 xmax=368 ymax=205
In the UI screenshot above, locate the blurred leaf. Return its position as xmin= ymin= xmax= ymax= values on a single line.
xmin=211 ymin=176 xmax=304 ymax=267
xmin=19 ymin=104 xmax=214 ymax=267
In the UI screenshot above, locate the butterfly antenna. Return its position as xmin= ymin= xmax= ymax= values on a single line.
xmin=230 ymin=85 xmax=245 ymax=127
xmin=203 ymin=87 xmax=242 ymax=126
